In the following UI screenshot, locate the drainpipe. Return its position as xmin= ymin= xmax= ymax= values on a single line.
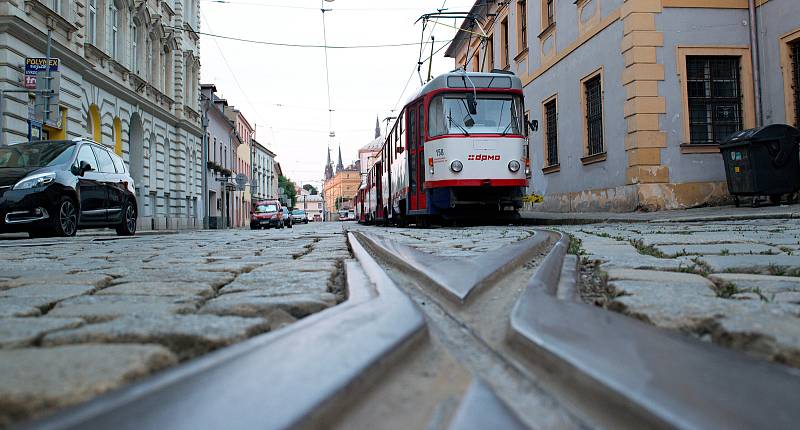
xmin=748 ymin=0 xmax=763 ymax=127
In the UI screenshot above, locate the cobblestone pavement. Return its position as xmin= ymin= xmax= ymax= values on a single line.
xmin=0 ymin=223 xmax=539 ymax=427
xmin=0 ymin=223 xmax=350 ymax=427
xmin=563 ymin=218 xmax=800 ymax=368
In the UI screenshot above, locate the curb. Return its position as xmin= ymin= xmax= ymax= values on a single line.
xmin=508 ymin=230 xmax=800 ymax=429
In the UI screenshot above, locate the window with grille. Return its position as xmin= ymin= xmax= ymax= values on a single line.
xmin=791 ymin=41 xmax=800 ymax=128
xmin=545 ymin=99 xmax=558 ymax=166
xmin=584 ymin=76 xmax=604 ymax=156
xmin=686 ymin=56 xmax=743 ymax=144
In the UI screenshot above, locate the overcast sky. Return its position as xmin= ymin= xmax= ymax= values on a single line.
xmin=199 ymin=0 xmax=472 ymax=189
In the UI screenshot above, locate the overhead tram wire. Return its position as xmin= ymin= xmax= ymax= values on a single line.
xmin=201 ymin=0 xmax=475 ymax=12
xmin=199 ymin=12 xmax=269 ymax=129
xmin=320 ymin=0 xmax=334 ymax=154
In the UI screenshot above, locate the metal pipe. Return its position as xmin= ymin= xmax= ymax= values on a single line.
xmin=748 ymin=0 xmax=763 ymax=127
xmin=45 ymin=27 xmax=52 ymax=126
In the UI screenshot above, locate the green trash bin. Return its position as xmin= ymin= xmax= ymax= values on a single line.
xmin=719 ymin=124 xmax=800 ymax=207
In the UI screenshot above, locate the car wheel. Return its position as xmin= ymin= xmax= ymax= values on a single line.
xmin=53 ymin=197 xmax=78 ymax=237
xmin=115 ymin=201 xmax=137 ymax=236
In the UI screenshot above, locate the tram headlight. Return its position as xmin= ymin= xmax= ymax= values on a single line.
xmin=508 ymin=160 xmax=521 ymax=172
xmin=450 ymin=160 xmax=463 ymax=173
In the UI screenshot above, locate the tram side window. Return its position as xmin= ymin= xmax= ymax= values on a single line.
xmin=409 ymin=107 xmax=417 ymax=193
xmin=399 ymin=112 xmax=404 ymax=151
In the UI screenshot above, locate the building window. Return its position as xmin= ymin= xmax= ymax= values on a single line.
xmin=686 ymin=56 xmax=743 ymax=144
xmin=501 ymin=17 xmax=509 ymax=68
xmin=517 ymin=0 xmax=527 ymax=53
xmin=88 ymin=0 xmax=96 ymax=44
xmin=546 ymin=0 xmax=554 ymax=27
xmin=544 ymin=98 xmax=558 ymax=166
xmin=51 ymin=0 xmax=60 ymax=14
xmin=108 ymin=2 xmax=119 ymax=60
xmin=584 ymin=75 xmax=604 ymax=156
xmin=130 ymin=22 xmax=138 ymax=72
xmin=792 ymin=41 xmax=800 ymax=127
xmin=485 ymin=35 xmax=494 ymax=71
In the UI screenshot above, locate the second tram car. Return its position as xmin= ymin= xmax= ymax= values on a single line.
xmin=357 ymin=70 xmax=530 ymax=225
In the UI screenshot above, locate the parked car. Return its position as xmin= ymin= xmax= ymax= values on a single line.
xmin=0 ymin=138 xmax=137 ymax=237
xmin=281 ymin=207 xmax=293 ymax=228
xmin=250 ymin=200 xmax=284 ymax=229
xmin=291 ymin=209 xmax=309 ymax=224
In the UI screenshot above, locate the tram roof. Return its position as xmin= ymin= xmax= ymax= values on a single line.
xmin=406 ymin=71 xmax=523 ymax=105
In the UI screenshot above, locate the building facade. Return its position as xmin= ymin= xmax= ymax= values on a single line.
xmin=296 ymin=188 xmax=323 ymax=221
xmin=200 ymin=84 xmax=236 ymax=228
xmin=322 ymin=165 xmax=359 ymax=220
xmin=446 ymin=0 xmax=800 ymax=211
xmin=0 ymin=0 xmax=203 ymax=227
xmin=223 ymin=107 xmax=252 ymax=227
xmin=252 ymin=138 xmax=276 ymax=201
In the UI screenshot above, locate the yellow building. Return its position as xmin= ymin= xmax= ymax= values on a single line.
xmin=323 ymin=168 xmax=360 ymax=220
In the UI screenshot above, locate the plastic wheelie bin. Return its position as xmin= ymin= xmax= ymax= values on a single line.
xmin=720 ymin=124 xmax=800 ymax=207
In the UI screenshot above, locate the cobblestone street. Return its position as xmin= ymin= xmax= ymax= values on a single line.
xmin=0 ymin=223 xmax=351 ymax=426
xmin=563 ymin=218 xmax=800 ymax=368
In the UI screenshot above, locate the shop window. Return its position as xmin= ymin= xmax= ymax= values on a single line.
xmin=686 ymin=56 xmax=743 ymax=144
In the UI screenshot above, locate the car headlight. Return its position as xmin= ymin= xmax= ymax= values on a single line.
xmin=450 ymin=160 xmax=463 ymax=173
xmin=508 ymin=160 xmax=521 ymax=172
xmin=13 ymin=172 xmax=56 ymax=190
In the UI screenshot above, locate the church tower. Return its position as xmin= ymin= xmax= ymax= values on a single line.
xmin=324 ymin=146 xmax=334 ymax=180
xmin=336 ymin=145 xmax=344 ymax=173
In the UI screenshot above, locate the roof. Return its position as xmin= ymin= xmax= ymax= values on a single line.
xmin=406 ymin=70 xmax=523 ymax=104
xmin=359 ymin=136 xmax=383 ymax=153
xmin=252 ymin=138 xmax=276 ymax=158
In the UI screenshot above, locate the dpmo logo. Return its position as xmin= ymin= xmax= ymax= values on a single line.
xmin=467 ymin=154 xmax=500 ymax=161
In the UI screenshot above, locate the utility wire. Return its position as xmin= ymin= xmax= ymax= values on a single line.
xmin=175 ymin=25 xmax=451 ymax=49
xmin=200 ymin=12 xmax=269 ymax=130
xmin=320 ymin=0 xmax=334 ymax=147
xmin=201 ymin=0 xmax=474 ymax=12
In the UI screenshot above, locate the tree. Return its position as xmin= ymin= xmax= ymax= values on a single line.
xmin=278 ymin=175 xmax=298 ymax=207
xmin=302 ymin=184 xmax=318 ymax=195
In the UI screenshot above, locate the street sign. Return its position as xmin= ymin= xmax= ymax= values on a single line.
xmin=24 ymin=58 xmax=59 ymax=90
xmin=235 ymin=173 xmax=248 ymax=191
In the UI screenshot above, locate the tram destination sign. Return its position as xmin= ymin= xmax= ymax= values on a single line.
xmin=23 ymin=58 xmax=59 ymax=89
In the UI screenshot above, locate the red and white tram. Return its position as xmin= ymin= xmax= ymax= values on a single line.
xmin=357 ymin=70 xmax=530 ymax=225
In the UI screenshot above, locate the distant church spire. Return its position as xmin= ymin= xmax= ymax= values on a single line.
xmin=336 ymin=145 xmax=344 ymax=172
xmin=375 ymin=116 xmax=381 ymax=139
xmin=324 ymin=146 xmax=333 ymax=180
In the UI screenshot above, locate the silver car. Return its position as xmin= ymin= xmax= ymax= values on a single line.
xmin=290 ymin=209 xmax=309 ymax=224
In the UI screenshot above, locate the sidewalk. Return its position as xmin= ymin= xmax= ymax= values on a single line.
xmin=540 ymin=206 xmax=800 ymax=369
xmin=522 ymin=203 xmax=800 ymax=225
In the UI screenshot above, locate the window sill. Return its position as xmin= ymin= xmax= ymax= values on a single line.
xmin=542 ymin=164 xmax=560 ymax=174
xmin=581 ymin=152 xmax=607 ymax=165
xmin=680 ymin=143 xmax=720 ymax=154
xmin=514 ymin=47 xmax=529 ymax=62
xmin=538 ymin=22 xmax=556 ymax=39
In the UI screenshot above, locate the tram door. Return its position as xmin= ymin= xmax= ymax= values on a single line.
xmin=375 ymin=160 xmax=383 ymax=218
xmin=408 ymin=103 xmax=426 ymax=211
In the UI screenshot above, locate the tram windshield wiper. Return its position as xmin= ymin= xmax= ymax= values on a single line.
xmin=501 ymin=99 xmax=519 ymax=136
xmin=448 ymin=110 xmax=470 ymax=136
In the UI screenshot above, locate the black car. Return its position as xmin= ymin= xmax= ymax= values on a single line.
xmin=0 ymin=139 xmax=137 ymax=237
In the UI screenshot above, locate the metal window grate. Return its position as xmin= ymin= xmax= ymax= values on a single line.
xmin=545 ymin=99 xmax=558 ymax=166
xmin=686 ymin=56 xmax=743 ymax=144
xmin=584 ymin=76 xmax=604 ymax=156
xmin=792 ymin=41 xmax=800 ymax=128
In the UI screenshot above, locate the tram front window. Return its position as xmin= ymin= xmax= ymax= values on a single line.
xmin=428 ymin=93 xmax=524 ymax=137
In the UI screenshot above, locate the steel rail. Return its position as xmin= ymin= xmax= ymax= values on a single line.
xmin=510 ymin=231 xmax=800 ymax=430
xmin=23 ymin=234 xmax=425 ymax=430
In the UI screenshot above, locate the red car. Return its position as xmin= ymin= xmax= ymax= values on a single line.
xmin=250 ymin=200 xmax=285 ymax=229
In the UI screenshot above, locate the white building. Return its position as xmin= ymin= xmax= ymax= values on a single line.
xmin=296 ymin=189 xmax=323 ymax=222
xmin=0 ymin=0 xmax=203 ymax=229
xmin=252 ymin=138 xmax=277 ymax=200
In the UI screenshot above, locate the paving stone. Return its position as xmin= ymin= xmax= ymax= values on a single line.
xmin=43 ymin=314 xmax=271 ymax=359
xmin=111 ymin=269 xmax=235 ymax=289
xmin=700 ymin=255 xmax=800 ymax=274
xmin=200 ymin=292 xmax=337 ymax=318
xmin=48 ymin=295 xmax=198 ymax=322
xmin=774 ymin=292 xmax=800 ymax=304
xmin=96 ymin=281 xmax=217 ymax=298
xmin=0 ymin=302 xmax=41 ymax=317
xmin=0 ymin=284 xmax=95 ymax=302
xmin=656 ymin=243 xmax=781 ymax=257
xmin=713 ymin=312 xmax=800 ymax=367
xmin=0 ymin=344 xmax=176 ymax=426
xmin=0 ymin=317 xmax=84 ymax=348
xmin=707 ymin=273 xmax=800 ymax=295
xmin=0 ymin=273 xmax=112 ymax=290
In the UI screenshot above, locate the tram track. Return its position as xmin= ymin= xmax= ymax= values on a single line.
xmin=21 ymin=227 xmax=800 ymax=430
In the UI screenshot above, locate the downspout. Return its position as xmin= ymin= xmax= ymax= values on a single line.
xmin=748 ymin=0 xmax=763 ymax=127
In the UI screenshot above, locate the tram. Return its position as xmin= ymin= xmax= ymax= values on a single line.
xmin=357 ymin=70 xmax=530 ymax=225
